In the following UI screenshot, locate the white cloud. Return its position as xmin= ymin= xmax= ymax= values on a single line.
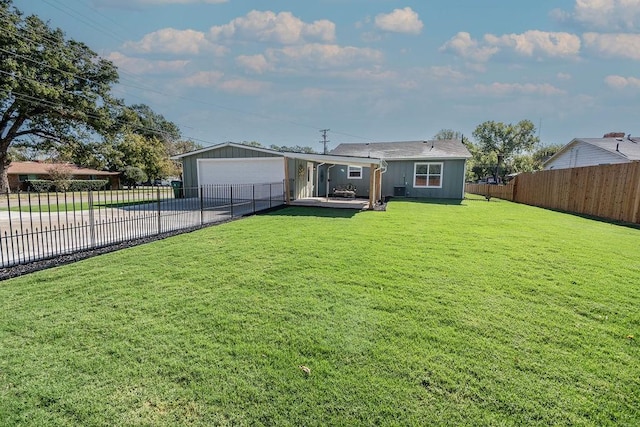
xmin=236 ymin=54 xmax=271 ymax=74
xmin=181 ymin=71 xmax=269 ymax=95
xmin=583 ymin=33 xmax=640 ymax=60
xmin=374 ymin=7 xmax=424 ymax=35
xmin=107 ymin=51 xmax=189 ymax=74
xmin=440 ymin=32 xmax=498 ymax=62
xmin=557 ymin=72 xmax=572 ymax=80
xmin=265 ymin=44 xmax=383 ymax=69
xmin=552 ymin=0 xmax=640 ymax=31
xmin=209 ymin=10 xmax=336 ymax=44
xmin=441 ymin=31 xmax=581 ymax=64
xmin=218 ymin=79 xmax=270 ymax=95
xmin=484 ymin=31 xmax=581 ymax=58
xmin=182 ymin=71 xmax=225 ymax=87
xmin=473 ymin=82 xmax=566 ymax=96
xmin=427 ymin=66 xmax=469 ymax=81
xmin=123 ymin=28 xmax=227 ymax=55
xmin=604 ymin=75 xmax=640 ymax=89
xmin=328 ymin=67 xmax=398 ymax=82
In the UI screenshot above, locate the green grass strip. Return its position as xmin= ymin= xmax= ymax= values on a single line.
xmin=0 ymin=196 xmax=638 ymax=425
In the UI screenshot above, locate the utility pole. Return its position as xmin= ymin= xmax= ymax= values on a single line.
xmin=319 ymin=129 xmax=330 ymax=154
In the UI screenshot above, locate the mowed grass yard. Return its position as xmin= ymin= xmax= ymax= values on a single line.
xmin=1 ymin=195 xmax=639 ymax=426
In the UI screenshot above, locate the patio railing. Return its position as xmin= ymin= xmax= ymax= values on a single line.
xmin=0 ymin=182 xmax=286 ymax=268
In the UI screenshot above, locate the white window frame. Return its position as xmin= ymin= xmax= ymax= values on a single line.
xmin=414 ymin=162 xmax=443 ymax=188
xmin=347 ymin=165 xmax=363 ymax=180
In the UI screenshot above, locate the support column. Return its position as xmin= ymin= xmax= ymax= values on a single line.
xmin=369 ymin=163 xmax=376 ymax=209
xmin=284 ymin=157 xmax=291 ymax=205
xmin=375 ymin=167 xmax=383 ymax=202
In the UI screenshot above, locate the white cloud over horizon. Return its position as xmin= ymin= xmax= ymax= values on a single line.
xmin=605 ymin=75 xmax=640 ymax=89
xmin=473 ymin=82 xmax=566 ymax=97
xmin=441 ymin=31 xmax=581 ymax=63
xmin=107 ymin=51 xmax=190 ymax=74
xmin=374 ymin=7 xmax=423 ymax=35
xmin=583 ymin=33 xmax=640 ymax=60
xmin=209 ymin=10 xmax=336 ymax=44
xmin=552 ymin=0 xmax=640 ymax=31
xmin=123 ymin=28 xmax=227 ymax=55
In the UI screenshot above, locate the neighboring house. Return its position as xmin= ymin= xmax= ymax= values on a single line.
xmin=544 ymin=136 xmax=640 ymax=170
xmin=330 ymin=140 xmax=471 ymax=199
xmin=7 ymin=161 xmax=121 ymax=191
xmin=172 ymin=140 xmax=471 ymax=203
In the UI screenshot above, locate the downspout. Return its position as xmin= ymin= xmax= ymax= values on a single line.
xmin=315 ymin=162 xmax=326 ymax=197
xmin=326 ymin=164 xmax=335 ymax=200
xmin=371 ymin=160 xmax=388 ymax=207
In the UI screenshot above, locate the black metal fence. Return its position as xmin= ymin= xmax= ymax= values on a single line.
xmin=0 ymin=182 xmax=286 ymax=268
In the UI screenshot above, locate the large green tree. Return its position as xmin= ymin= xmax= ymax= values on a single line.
xmin=472 ymin=120 xmax=539 ymax=182
xmin=433 ymin=129 xmax=463 ymax=140
xmin=0 ymin=0 xmax=121 ymax=192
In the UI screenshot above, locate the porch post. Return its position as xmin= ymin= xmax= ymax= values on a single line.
xmin=376 ymin=166 xmax=383 ymax=202
xmin=369 ymin=163 xmax=376 ymax=209
xmin=284 ymin=157 xmax=291 ymax=205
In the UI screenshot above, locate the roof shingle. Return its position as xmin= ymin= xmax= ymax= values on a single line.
xmin=330 ymin=140 xmax=471 ymax=160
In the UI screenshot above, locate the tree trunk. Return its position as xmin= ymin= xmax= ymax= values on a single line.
xmin=0 ymin=153 xmax=10 ymax=194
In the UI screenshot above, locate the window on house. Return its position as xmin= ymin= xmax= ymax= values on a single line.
xmin=414 ymin=162 xmax=443 ymax=188
xmin=347 ymin=165 xmax=362 ymax=179
xmin=18 ymin=174 xmax=37 ymax=182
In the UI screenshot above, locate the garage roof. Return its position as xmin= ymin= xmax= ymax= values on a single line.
xmin=171 ymin=142 xmax=383 ymax=167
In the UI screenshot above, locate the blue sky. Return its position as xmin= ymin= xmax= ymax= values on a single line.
xmin=12 ymin=0 xmax=640 ymax=150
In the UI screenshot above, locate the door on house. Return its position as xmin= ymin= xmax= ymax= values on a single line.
xmin=306 ymin=162 xmax=314 ymax=198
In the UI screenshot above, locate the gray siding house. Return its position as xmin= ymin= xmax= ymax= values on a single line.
xmin=544 ymin=137 xmax=640 ymax=170
xmin=172 ymin=140 xmax=471 ymax=205
xmin=329 ymin=140 xmax=471 ymax=199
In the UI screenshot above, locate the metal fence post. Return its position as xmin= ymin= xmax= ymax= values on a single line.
xmin=252 ymin=184 xmax=256 ymax=213
xmin=230 ymin=185 xmax=234 ymax=218
xmin=157 ymin=187 xmax=161 ymax=235
xmin=269 ymin=183 xmax=272 ymax=208
xmin=199 ymin=186 xmax=204 ymax=226
xmin=88 ymin=190 xmax=96 ymax=248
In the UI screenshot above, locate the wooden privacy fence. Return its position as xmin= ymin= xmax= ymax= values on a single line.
xmin=466 ymin=162 xmax=640 ymax=224
xmin=465 ymin=183 xmax=515 ymax=200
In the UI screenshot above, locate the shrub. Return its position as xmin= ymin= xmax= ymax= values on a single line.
xmin=28 ymin=180 xmax=55 ymax=193
xmin=67 ymin=180 xmax=109 ymax=191
xmin=27 ymin=179 xmax=109 ymax=192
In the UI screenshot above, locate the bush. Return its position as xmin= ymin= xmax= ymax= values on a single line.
xmin=67 ymin=180 xmax=109 ymax=191
xmin=28 ymin=180 xmax=55 ymax=192
xmin=27 ymin=179 xmax=109 ymax=192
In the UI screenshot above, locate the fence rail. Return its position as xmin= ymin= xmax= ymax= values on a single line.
xmin=0 ymin=182 xmax=286 ymax=268
xmin=466 ymin=162 xmax=640 ymax=224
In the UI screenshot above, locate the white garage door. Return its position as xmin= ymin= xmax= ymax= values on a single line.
xmin=197 ymin=157 xmax=285 ymax=186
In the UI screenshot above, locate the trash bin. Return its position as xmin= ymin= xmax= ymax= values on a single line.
xmin=170 ymin=180 xmax=184 ymax=198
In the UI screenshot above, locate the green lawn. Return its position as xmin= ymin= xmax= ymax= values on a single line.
xmin=1 ymin=196 xmax=639 ymax=426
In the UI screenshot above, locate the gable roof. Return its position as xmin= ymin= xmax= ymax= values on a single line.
xmin=544 ymin=137 xmax=640 ymax=166
xmin=330 ymin=140 xmax=472 ymax=160
xmin=170 ymin=141 xmax=384 ymax=167
xmin=7 ymin=161 xmax=119 ymax=176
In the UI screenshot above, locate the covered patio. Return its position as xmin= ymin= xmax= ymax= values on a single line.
xmin=281 ymin=152 xmax=386 ymax=210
